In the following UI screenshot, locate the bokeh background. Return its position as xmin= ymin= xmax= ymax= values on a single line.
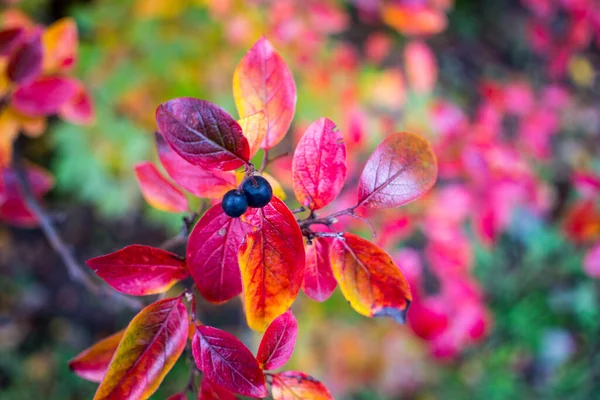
xmin=1 ymin=0 xmax=600 ymax=399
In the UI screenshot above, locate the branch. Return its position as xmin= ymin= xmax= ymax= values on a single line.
xmin=259 ymin=149 xmax=288 ymax=173
xmin=11 ymin=138 xmax=142 ymax=310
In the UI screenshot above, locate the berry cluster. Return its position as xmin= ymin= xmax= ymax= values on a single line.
xmin=222 ymin=175 xmax=273 ymax=217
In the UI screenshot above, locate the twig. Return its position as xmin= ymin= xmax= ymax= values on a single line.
xmin=259 ymin=150 xmax=288 ymax=173
xmin=11 ymin=138 xmax=142 ymax=310
xmin=159 ymin=206 xmax=202 ymax=251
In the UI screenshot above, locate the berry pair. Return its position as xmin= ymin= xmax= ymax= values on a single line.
xmin=222 ymin=175 xmax=273 ymax=218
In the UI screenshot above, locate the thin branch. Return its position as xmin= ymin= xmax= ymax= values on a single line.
xmin=259 ymin=149 xmax=288 ymax=173
xmin=11 ymin=139 xmax=142 ymax=310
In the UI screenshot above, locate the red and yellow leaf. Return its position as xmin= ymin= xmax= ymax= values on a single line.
xmin=11 ymin=76 xmax=78 ymax=116
xmin=233 ymin=37 xmax=297 ymax=150
xmin=256 ymin=310 xmax=297 ymax=370
xmin=271 ymin=371 xmax=333 ymax=400
xmin=192 ymin=325 xmax=267 ymax=398
xmin=93 ymin=297 xmax=188 ymax=400
xmin=302 ymin=238 xmax=337 ymax=302
xmin=155 ymin=132 xmax=236 ymax=199
xmin=358 ymin=132 xmax=437 ymax=209
xmin=330 ymin=233 xmax=412 ymax=322
xmin=68 ymin=330 xmax=124 ymax=382
xmin=86 ymin=244 xmax=188 ymax=296
xmin=42 ymin=17 xmax=78 ymax=72
xmin=199 ymin=377 xmax=238 ymax=400
xmin=238 ymin=197 xmax=305 ymax=332
xmin=156 ymin=98 xmax=250 ymax=171
xmin=134 ymin=161 xmax=188 ymax=213
xmin=186 ymin=203 xmax=252 ymax=304
xmin=292 ymin=118 xmax=347 ymax=210
xmin=238 ymin=110 xmax=267 ymax=158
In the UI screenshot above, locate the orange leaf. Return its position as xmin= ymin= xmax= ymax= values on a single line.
xmin=330 ymin=233 xmax=412 ymax=322
xmin=382 ymin=4 xmax=447 ymax=36
xmin=68 ymin=330 xmax=124 ymax=382
xmin=233 ymin=37 xmax=297 ymax=150
xmin=93 ymin=297 xmax=188 ymax=400
xmin=238 ymin=197 xmax=305 ymax=332
xmin=238 ymin=111 xmax=267 ymax=158
xmin=271 ymin=371 xmax=333 ymax=400
xmin=42 ymin=17 xmax=78 ymax=72
xmin=134 ymin=161 xmax=188 ymax=213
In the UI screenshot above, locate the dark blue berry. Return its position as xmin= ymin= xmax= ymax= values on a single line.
xmin=242 ymin=176 xmax=273 ymax=208
xmin=222 ymin=190 xmax=248 ymax=217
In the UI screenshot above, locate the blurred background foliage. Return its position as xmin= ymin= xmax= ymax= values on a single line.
xmin=1 ymin=0 xmax=600 ymax=399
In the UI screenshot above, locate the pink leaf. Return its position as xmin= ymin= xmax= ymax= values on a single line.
xmin=302 ymin=237 xmax=337 ymax=302
xmin=584 ymin=243 xmax=600 ymax=278
xmin=58 ymin=81 xmax=95 ymax=125
xmin=156 ymin=98 xmax=250 ymax=171
xmin=155 ymin=132 xmax=236 ymax=199
xmin=256 ymin=310 xmax=297 ymax=370
xmin=134 ymin=161 xmax=188 ymax=213
xmin=186 ymin=203 xmax=252 ymax=304
xmin=192 ymin=325 xmax=268 ymax=398
xmin=292 ymin=118 xmax=347 ymax=210
xmin=12 ymin=76 xmax=78 ymax=116
xmin=358 ymin=132 xmax=437 ymax=209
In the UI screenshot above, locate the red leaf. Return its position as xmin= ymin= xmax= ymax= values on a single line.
xmin=7 ymin=29 xmax=42 ymax=85
xmin=134 ymin=161 xmax=188 ymax=213
xmin=358 ymin=132 xmax=437 ymax=209
xmin=11 ymin=76 xmax=78 ymax=116
xmin=155 ymin=132 xmax=237 ymax=199
xmin=186 ymin=203 xmax=252 ymax=304
xmin=199 ymin=378 xmax=237 ymax=400
xmin=59 ymin=81 xmax=95 ymax=125
xmin=166 ymin=393 xmax=187 ymax=400
xmin=0 ymin=27 xmax=25 ymax=56
xmin=156 ymin=98 xmax=250 ymax=171
xmin=238 ymin=197 xmax=305 ymax=332
xmin=68 ymin=330 xmax=124 ymax=382
xmin=0 ymin=164 xmax=54 ymax=227
xmin=256 ymin=310 xmax=297 ymax=370
xmin=271 ymin=371 xmax=333 ymax=400
xmin=302 ymin=238 xmax=337 ymax=302
xmin=292 ymin=118 xmax=347 ymax=210
xmin=330 ymin=233 xmax=412 ymax=322
xmin=86 ymin=245 xmax=188 ymax=296
xmin=94 ymin=297 xmax=188 ymax=400
xmin=233 ymin=37 xmax=297 ymax=150
xmin=192 ymin=325 xmax=267 ymax=398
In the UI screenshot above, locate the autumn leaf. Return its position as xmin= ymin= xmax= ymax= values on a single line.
xmin=58 ymin=81 xmax=95 ymax=125
xmin=155 ymin=132 xmax=236 ymax=199
xmin=382 ymin=4 xmax=447 ymax=36
xmin=11 ymin=76 xmax=78 ymax=116
xmin=42 ymin=17 xmax=78 ymax=72
xmin=192 ymin=325 xmax=268 ymax=398
xmin=302 ymin=237 xmax=337 ymax=302
xmin=0 ymin=27 xmax=25 ymax=56
xmin=238 ymin=197 xmax=305 ymax=332
xmin=358 ymin=132 xmax=437 ymax=209
xmin=404 ymin=40 xmax=437 ymax=94
xmin=199 ymin=377 xmax=238 ymax=400
xmin=233 ymin=37 xmax=297 ymax=150
xmin=292 ymin=118 xmax=347 ymax=210
xmin=68 ymin=330 xmax=124 ymax=382
xmin=156 ymin=98 xmax=250 ymax=171
xmin=134 ymin=161 xmax=188 ymax=213
xmin=186 ymin=203 xmax=252 ymax=304
xmin=271 ymin=371 xmax=333 ymax=400
xmin=94 ymin=297 xmax=188 ymax=400
xmin=330 ymin=233 xmax=412 ymax=323
xmin=86 ymin=245 xmax=188 ymax=296
xmin=7 ymin=29 xmax=42 ymax=85
xmin=256 ymin=310 xmax=297 ymax=370
xmin=238 ymin=110 xmax=267 ymax=158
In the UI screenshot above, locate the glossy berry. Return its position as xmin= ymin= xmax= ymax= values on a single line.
xmin=222 ymin=190 xmax=248 ymax=218
xmin=242 ymin=176 xmax=273 ymax=208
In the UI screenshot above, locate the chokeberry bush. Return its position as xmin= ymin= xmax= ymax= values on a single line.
xmin=71 ymin=37 xmax=438 ymax=399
